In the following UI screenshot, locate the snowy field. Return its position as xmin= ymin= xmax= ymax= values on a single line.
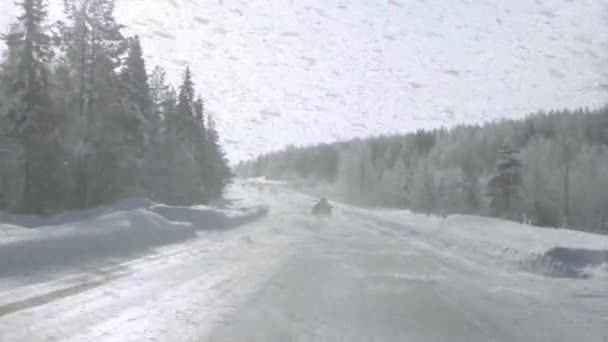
xmin=0 ymin=179 xmax=607 ymax=341
xmin=1 ymin=0 xmax=606 ymax=160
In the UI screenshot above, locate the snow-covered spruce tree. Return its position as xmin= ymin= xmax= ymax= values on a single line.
xmin=193 ymin=96 xmax=206 ymax=139
xmin=120 ymin=35 xmax=154 ymax=195
xmin=204 ymin=114 xmax=233 ymax=200
xmin=158 ymin=84 xmax=178 ymax=202
xmin=377 ymin=157 xmax=408 ymax=207
xmin=237 ymin=107 xmax=608 ymax=233
xmin=165 ymin=67 xmax=202 ymax=204
xmin=0 ymin=23 xmax=23 ymax=211
xmin=121 ymin=36 xmax=152 ymax=118
xmin=59 ymin=0 xmax=132 ymax=207
xmin=568 ymin=144 xmax=608 ymax=232
xmin=1 ymin=0 xmax=65 ymax=214
xmin=408 ymin=159 xmax=437 ymax=215
xmin=162 ymin=67 xmax=232 ymax=204
xmin=520 ymin=136 xmax=561 ymax=227
xmin=487 ymin=144 xmax=524 ymax=221
xmin=150 ymin=66 xmax=169 ymax=115
xmin=0 ymin=0 xmax=235 ymax=212
xmin=140 ymin=65 xmax=171 ymax=200
xmin=193 ymin=95 xmax=210 ymax=200
xmin=335 ymin=143 xmax=375 ymax=205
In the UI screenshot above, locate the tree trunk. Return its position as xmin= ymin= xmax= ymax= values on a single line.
xmin=74 ymin=18 xmax=89 ymax=209
xmin=21 ymin=138 xmax=31 ymax=213
xmin=561 ymin=142 xmax=571 ymax=228
xmin=563 ymin=162 xmax=570 ymax=227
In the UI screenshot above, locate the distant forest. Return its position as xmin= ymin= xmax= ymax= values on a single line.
xmin=0 ymin=0 xmax=232 ymax=214
xmin=238 ymin=108 xmax=608 ymax=234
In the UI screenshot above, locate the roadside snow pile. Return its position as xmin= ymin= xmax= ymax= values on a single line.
xmin=242 ymin=177 xmax=288 ymax=186
xmin=535 ymin=247 xmax=608 ymax=279
xmin=0 ymin=199 xmax=268 ymax=278
xmin=435 ymin=215 xmax=608 ymax=278
xmin=362 ymin=209 xmax=608 ymax=279
xmin=0 ymin=209 xmax=195 ymax=277
xmin=149 ymin=203 xmax=268 ymax=230
xmin=0 ymin=198 xmax=155 ymax=228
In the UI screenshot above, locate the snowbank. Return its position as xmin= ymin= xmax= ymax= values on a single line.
xmin=0 ymin=209 xmax=195 ymax=277
xmin=363 ymin=209 xmax=608 ymax=279
xmin=436 ymin=215 xmax=608 ymax=278
xmin=0 ymin=199 xmax=268 ymax=278
xmin=538 ymin=247 xmax=608 ymax=278
xmin=241 ymin=177 xmax=289 ymax=187
xmin=0 ymin=198 xmax=155 ymax=228
xmin=149 ymin=204 xmax=268 ymax=230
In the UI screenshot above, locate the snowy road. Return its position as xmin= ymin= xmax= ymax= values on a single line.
xmin=1 ymin=182 xmax=607 ymax=341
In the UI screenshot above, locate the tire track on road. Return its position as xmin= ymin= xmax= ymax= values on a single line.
xmin=0 ymin=273 xmax=122 ymax=318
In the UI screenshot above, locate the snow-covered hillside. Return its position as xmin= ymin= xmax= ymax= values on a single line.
xmin=1 ymin=0 xmax=606 ymax=160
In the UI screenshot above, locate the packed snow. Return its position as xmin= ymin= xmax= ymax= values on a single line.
xmin=0 ymin=194 xmax=268 ymax=280
xmin=351 ymin=208 xmax=608 ymax=278
xmin=1 ymin=0 xmax=606 ymax=160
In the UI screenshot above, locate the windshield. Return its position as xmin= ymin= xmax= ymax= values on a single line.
xmin=0 ymin=1 xmax=606 ymax=341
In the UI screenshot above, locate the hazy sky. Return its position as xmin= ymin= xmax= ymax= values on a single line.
xmin=1 ymin=0 xmax=607 ymax=161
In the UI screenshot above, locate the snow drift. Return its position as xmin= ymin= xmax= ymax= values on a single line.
xmin=353 ymin=209 xmax=608 ymax=279
xmin=150 ymin=203 xmax=268 ymax=230
xmin=0 ymin=199 xmax=268 ymax=278
xmin=535 ymin=247 xmax=608 ymax=279
xmin=0 ymin=209 xmax=194 ymax=277
xmin=0 ymin=198 xmax=156 ymax=229
xmin=436 ymin=215 xmax=608 ymax=278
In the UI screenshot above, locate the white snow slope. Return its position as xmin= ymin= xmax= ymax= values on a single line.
xmin=1 ymin=0 xmax=607 ymax=160
xmin=0 ymin=179 xmax=607 ymax=341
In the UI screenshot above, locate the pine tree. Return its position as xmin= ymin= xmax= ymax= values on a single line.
xmin=1 ymin=0 xmax=63 ymax=213
xmin=460 ymin=149 xmax=480 ymax=213
xmin=121 ymin=36 xmax=151 ymax=116
xmin=193 ymin=96 xmax=206 ymax=140
xmin=205 ymin=114 xmax=232 ymax=199
xmin=164 ymin=67 xmax=202 ymax=204
xmin=176 ymin=67 xmax=195 ymax=142
xmin=409 ymin=160 xmax=436 ymax=215
xmin=336 ymin=144 xmax=374 ymax=204
xmin=159 ymin=85 xmax=178 ymax=201
xmin=237 ymin=108 xmax=608 ymax=233
xmin=121 ymin=35 xmax=151 ymax=144
xmin=487 ymin=145 xmax=524 ymax=220
xmin=60 ymin=0 xmax=130 ymax=207
xmin=120 ymin=35 xmax=152 ymax=193
xmin=0 ymin=23 xmax=23 ymax=211
xmin=0 ymin=0 xmax=234 ymax=212
xmin=135 ymin=65 xmax=170 ymax=200
xmin=193 ymin=95 xmax=209 ymax=196
xmin=149 ymin=66 xmax=169 ymax=118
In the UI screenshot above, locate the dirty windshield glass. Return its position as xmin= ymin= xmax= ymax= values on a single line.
xmin=0 ymin=0 xmax=607 ymax=341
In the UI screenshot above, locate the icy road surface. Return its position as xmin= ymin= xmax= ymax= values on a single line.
xmin=0 ymin=182 xmax=607 ymax=341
